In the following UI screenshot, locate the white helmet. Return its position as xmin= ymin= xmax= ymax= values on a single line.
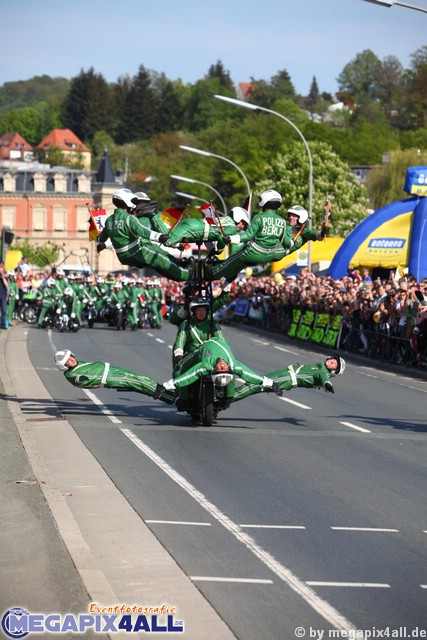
xmin=47 ymin=278 xmax=56 ymax=286
xmin=326 ymin=355 xmax=346 ymax=376
xmin=211 ymin=371 xmax=233 ymax=387
xmin=7 ymin=270 xmax=16 ymax=277
xmin=131 ymin=191 xmax=150 ymax=204
xmin=63 ymin=287 xmax=73 ymax=296
xmin=113 ymin=282 xmax=122 ymax=289
xmin=287 ymin=205 xmax=309 ymax=225
xmin=258 ymin=189 xmax=282 ymax=208
xmin=127 ymin=278 xmax=135 ymax=285
xmin=53 ymin=349 xmax=74 ymax=371
xmin=96 ymin=276 xmax=104 ymax=283
xmin=231 ymin=207 xmax=250 ymax=226
xmin=56 ymin=269 xmax=65 ymax=277
xmin=112 ymin=188 xmax=135 ymax=209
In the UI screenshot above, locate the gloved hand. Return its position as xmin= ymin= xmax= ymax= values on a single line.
xmin=222 ymin=235 xmax=232 ymax=245
xmin=321 ymin=225 xmax=329 ymax=238
xmin=272 ymin=382 xmax=283 ymax=397
xmin=174 ymin=355 xmax=183 ymax=365
xmin=158 ymin=234 xmax=169 ymax=244
xmin=97 ymin=241 xmax=106 ymax=253
xmin=153 ymin=383 xmax=165 ymax=399
xmin=323 ymin=381 xmax=334 ymax=393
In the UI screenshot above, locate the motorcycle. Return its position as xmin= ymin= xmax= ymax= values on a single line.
xmin=54 ymin=304 xmax=79 ymax=333
xmin=19 ymin=292 xmax=40 ymax=324
xmin=83 ymin=298 xmax=96 ymax=329
xmin=176 ymin=373 xmax=232 ymax=427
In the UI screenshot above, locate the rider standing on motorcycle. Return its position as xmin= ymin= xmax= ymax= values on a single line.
xmin=53 ymin=349 xmax=175 ymax=404
xmin=172 ymin=296 xmax=227 ymax=368
xmin=67 ymin=274 xmax=84 ymax=328
xmin=233 ymin=356 xmax=346 ymax=402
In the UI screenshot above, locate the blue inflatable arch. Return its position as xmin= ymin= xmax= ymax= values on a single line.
xmin=328 ymin=196 xmax=427 ymax=281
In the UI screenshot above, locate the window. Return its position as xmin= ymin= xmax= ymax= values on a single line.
xmin=53 ymin=207 xmax=67 ymax=231
xmin=33 ymin=207 xmax=46 ymax=231
xmin=1 ymin=206 xmax=15 ymax=229
xmin=77 ymin=206 xmax=89 ymax=232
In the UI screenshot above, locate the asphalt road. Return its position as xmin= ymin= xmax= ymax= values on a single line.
xmin=6 ymin=320 xmax=427 ymax=639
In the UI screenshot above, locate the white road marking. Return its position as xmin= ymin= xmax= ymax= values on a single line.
xmin=340 ymin=421 xmax=371 ymax=433
xmin=155 ymin=338 xmax=164 ymax=343
xmin=306 ymin=582 xmax=390 ymax=588
xmin=121 ymin=428 xmax=356 ymax=633
xmin=147 ymin=332 xmax=153 ymax=337
xmin=274 ymin=345 xmax=299 ymax=356
xmin=251 ymin=339 xmax=270 ymax=345
xmin=420 ymin=585 xmax=427 ymax=589
xmin=83 ymin=389 xmax=121 ymax=424
xmin=191 ymin=577 xmax=273 ymax=584
xmin=146 ymin=520 xmax=211 ymax=526
xmin=240 ymin=524 xmax=306 ymax=530
xmin=279 ymin=397 xmax=312 ymax=410
xmin=331 ymin=527 xmax=399 ymax=533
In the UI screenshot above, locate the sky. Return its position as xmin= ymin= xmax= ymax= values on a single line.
xmin=1 ymin=0 xmax=427 ymax=97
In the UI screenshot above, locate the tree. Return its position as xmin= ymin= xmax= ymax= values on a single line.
xmin=12 ymin=239 xmax=61 ymax=269
xmin=62 ymin=68 xmax=114 ymax=142
xmin=366 ymin=148 xmax=427 ymax=209
xmin=254 ymin=140 xmax=369 ymax=236
xmin=118 ymin=65 xmax=158 ymax=143
xmin=404 ymin=46 xmax=427 ymax=129
xmin=0 ymin=107 xmax=42 ymax=145
xmin=337 ymin=49 xmax=382 ymax=104
xmin=206 ymin=60 xmax=234 ymax=92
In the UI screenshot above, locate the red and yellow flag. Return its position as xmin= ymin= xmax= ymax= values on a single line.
xmin=87 ymin=204 xmax=107 ymax=241
xmin=160 ymin=207 xmax=183 ymax=228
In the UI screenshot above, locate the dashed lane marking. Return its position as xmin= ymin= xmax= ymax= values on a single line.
xmin=331 ymin=527 xmax=399 ymax=533
xmin=146 ymin=520 xmax=211 ymax=526
xmin=340 ymin=421 xmax=371 ymax=433
xmin=306 ymin=582 xmax=390 ymax=588
xmin=191 ymin=577 xmax=274 ymax=584
xmin=279 ymin=397 xmax=312 ymax=410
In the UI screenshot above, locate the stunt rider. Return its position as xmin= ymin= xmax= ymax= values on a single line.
xmin=233 ymin=356 xmax=346 ymax=402
xmin=155 ymin=337 xmax=282 ymax=406
xmin=209 ymin=190 xmax=294 ymax=282
xmin=97 ymin=189 xmax=194 ymax=282
xmin=53 ymin=350 xmax=175 ymax=404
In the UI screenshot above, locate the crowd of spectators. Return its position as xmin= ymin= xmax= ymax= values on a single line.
xmin=217 ymin=267 xmax=427 ymax=369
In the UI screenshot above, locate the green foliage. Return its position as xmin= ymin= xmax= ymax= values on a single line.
xmin=366 ymin=148 xmax=427 ymax=209
xmin=255 ymin=140 xmax=369 ymax=236
xmin=11 ymin=240 xmax=61 ymax=268
xmin=0 ymin=75 xmax=70 ymax=116
xmin=0 ymin=107 xmax=42 ymax=146
xmin=62 ymin=67 xmax=115 ymax=142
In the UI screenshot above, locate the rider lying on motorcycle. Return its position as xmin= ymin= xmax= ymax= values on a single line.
xmin=53 ymin=349 xmax=175 ymax=404
xmin=232 ymin=355 xmax=346 ymax=402
xmin=155 ymin=337 xmax=282 ymax=404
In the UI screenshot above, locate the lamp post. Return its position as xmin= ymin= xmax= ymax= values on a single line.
xmin=214 ymin=94 xmax=313 ymax=269
xmin=175 ymin=191 xmax=210 ymax=206
xmin=362 ymin=0 xmax=427 ymax=12
xmin=179 ymin=145 xmax=251 ymax=206
xmin=170 ymin=174 xmax=227 ymax=215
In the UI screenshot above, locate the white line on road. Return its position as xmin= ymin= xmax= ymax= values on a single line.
xmin=121 ymin=428 xmax=356 ymax=633
xmin=251 ymin=339 xmax=270 ymax=345
xmin=146 ymin=520 xmax=212 ymax=526
xmin=191 ymin=577 xmax=274 ymax=584
xmin=240 ymin=524 xmax=306 ymax=530
xmin=83 ymin=389 xmax=122 ymax=424
xmin=155 ymin=338 xmax=164 ymax=343
xmin=420 ymin=585 xmax=427 ymax=589
xmin=306 ymin=582 xmax=391 ymax=588
xmin=340 ymin=421 xmax=371 ymax=433
xmin=274 ymin=346 xmax=299 ymax=355
xmin=279 ymin=397 xmax=312 ymax=410
xmin=331 ymin=527 xmax=399 ymax=532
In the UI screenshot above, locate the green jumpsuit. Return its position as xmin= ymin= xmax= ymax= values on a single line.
xmin=38 ymin=284 xmax=60 ymax=327
xmin=63 ymin=360 xmax=174 ymax=404
xmin=233 ymin=360 xmax=335 ymax=402
xmin=98 ymin=208 xmax=192 ymax=282
xmin=211 ymin=209 xmax=294 ymax=281
xmin=6 ymin=278 xmax=19 ymax=325
xmin=164 ymin=338 xmax=274 ymax=400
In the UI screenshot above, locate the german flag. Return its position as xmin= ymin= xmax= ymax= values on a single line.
xmin=88 ymin=212 xmax=100 ymax=241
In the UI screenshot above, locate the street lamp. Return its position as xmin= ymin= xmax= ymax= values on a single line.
xmin=179 ymin=145 xmax=251 ymax=207
xmin=175 ymin=191 xmax=210 ymax=206
xmin=214 ymin=94 xmax=313 ymax=269
xmin=362 ymin=0 xmax=427 ymax=12
xmin=170 ymin=174 xmax=227 ymax=215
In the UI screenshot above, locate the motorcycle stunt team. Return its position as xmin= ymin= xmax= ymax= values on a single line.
xmin=54 ymin=187 xmax=346 ymax=415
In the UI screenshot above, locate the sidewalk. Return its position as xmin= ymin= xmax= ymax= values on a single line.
xmin=0 ymin=324 xmax=236 ymax=640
